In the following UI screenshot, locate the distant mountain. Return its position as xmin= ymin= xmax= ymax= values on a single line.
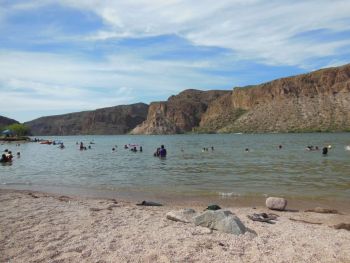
xmin=130 ymin=89 xmax=230 ymax=134
xmin=23 ymin=63 xmax=350 ymax=135
xmin=198 ymin=63 xmax=350 ymax=133
xmin=0 ymin=116 xmax=19 ymax=129
xmin=25 ymin=103 xmax=149 ymax=136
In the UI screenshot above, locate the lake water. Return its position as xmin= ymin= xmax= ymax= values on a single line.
xmin=1 ymin=133 xmax=350 ymax=206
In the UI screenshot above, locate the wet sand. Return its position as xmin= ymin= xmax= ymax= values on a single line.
xmin=1 ymin=189 xmax=349 ymax=263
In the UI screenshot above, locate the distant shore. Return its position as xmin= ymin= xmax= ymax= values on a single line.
xmin=1 ymin=189 xmax=349 ymax=262
xmin=0 ymin=136 xmax=30 ymax=142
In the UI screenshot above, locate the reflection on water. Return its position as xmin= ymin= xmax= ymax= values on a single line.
xmin=0 ymin=133 xmax=350 ymax=201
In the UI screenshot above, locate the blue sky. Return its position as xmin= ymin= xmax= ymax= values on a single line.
xmin=1 ymin=0 xmax=350 ymax=122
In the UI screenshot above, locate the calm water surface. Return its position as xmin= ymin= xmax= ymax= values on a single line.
xmin=1 ymin=133 xmax=350 ymax=203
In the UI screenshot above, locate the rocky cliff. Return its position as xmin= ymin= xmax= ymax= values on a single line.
xmin=0 ymin=116 xmax=19 ymax=129
xmin=199 ymin=63 xmax=350 ymax=132
xmin=25 ymin=103 xmax=149 ymax=135
xmin=130 ymin=89 xmax=230 ymax=134
xmin=22 ymin=63 xmax=350 ymax=135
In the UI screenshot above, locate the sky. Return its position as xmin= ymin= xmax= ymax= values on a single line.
xmin=1 ymin=0 xmax=350 ymax=122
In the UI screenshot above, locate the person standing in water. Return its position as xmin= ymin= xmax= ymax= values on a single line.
xmin=159 ymin=145 xmax=167 ymax=158
xmin=322 ymin=147 xmax=328 ymax=155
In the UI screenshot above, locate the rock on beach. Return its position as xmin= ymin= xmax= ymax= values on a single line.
xmin=193 ymin=209 xmax=246 ymax=235
xmin=266 ymin=197 xmax=287 ymax=211
xmin=166 ymin=208 xmax=197 ymax=223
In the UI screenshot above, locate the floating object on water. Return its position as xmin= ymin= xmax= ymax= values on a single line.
xmin=39 ymin=140 xmax=52 ymax=145
xmin=345 ymin=146 xmax=350 ymax=151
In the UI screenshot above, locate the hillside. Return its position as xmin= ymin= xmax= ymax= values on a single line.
xmin=25 ymin=103 xmax=149 ymax=135
xmin=198 ymin=63 xmax=350 ymax=133
xmin=0 ymin=116 xmax=19 ymax=129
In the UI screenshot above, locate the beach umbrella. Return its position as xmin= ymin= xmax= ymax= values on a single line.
xmin=1 ymin=129 xmax=13 ymax=135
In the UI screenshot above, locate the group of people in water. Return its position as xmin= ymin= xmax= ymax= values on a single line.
xmin=0 ymin=149 xmax=20 ymax=163
xmin=202 ymin=146 xmax=214 ymax=152
xmin=123 ymin=144 xmax=143 ymax=152
xmin=305 ymin=145 xmax=332 ymax=155
xmin=154 ymin=145 xmax=167 ymax=158
xmin=77 ymin=141 xmax=92 ymax=150
xmin=3 ymin=139 xmax=345 ymax=165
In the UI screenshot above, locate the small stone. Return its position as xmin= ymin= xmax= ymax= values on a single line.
xmin=89 ymin=207 xmax=103 ymax=212
xmin=266 ymin=197 xmax=287 ymax=211
xmin=58 ymin=196 xmax=71 ymax=202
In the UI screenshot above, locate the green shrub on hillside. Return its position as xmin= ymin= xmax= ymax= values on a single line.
xmin=2 ymin=123 xmax=30 ymax=136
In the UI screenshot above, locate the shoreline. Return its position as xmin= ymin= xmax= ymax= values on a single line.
xmin=1 ymin=185 xmax=349 ymax=213
xmin=1 ymin=188 xmax=350 ymax=262
xmin=2 ymin=185 xmax=350 ymax=213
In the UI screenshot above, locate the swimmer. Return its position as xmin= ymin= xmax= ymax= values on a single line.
xmin=154 ymin=148 xmax=160 ymax=157
xmin=0 ymin=154 xmax=7 ymax=162
xmin=245 ymin=148 xmax=249 ymax=152
xmin=278 ymin=145 xmax=282 ymax=149
xmin=322 ymin=147 xmax=328 ymax=155
xmin=140 ymin=146 xmax=143 ymax=152
xmin=159 ymin=145 xmax=167 ymax=158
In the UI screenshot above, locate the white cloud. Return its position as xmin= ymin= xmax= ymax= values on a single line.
xmin=54 ymin=0 xmax=350 ymax=66
xmin=2 ymin=1 xmax=350 ymax=66
xmin=0 ymin=50 xmax=236 ymax=121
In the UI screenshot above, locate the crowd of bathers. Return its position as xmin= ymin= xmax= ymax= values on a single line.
xmin=0 ymin=149 xmax=20 ymax=163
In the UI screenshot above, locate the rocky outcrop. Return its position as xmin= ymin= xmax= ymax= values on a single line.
xmin=0 ymin=116 xmax=19 ymax=129
xmin=25 ymin=103 xmax=148 ymax=135
xmin=130 ymin=89 xmax=230 ymax=134
xmin=200 ymin=63 xmax=350 ymax=133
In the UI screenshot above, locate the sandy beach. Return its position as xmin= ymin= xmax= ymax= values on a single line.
xmin=0 ymin=189 xmax=349 ymax=263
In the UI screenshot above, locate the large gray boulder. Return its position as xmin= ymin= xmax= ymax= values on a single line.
xmin=194 ymin=209 xmax=246 ymax=235
xmin=166 ymin=208 xmax=197 ymax=223
xmin=266 ymin=197 xmax=287 ymax=211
